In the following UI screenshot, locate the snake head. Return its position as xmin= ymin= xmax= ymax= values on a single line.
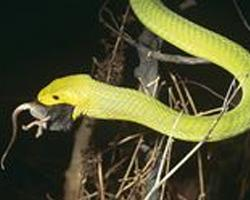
xmin=37 ymin=74 xmax=92 ymax=119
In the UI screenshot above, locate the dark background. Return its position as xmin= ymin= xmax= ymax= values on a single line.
xmin=0 ymin=0 xmax=250 ymax=199
xmin=1 ymin=1 xmax=102 ymax=199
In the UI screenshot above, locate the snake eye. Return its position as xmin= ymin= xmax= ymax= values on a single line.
xmin=52 ymin=95 xmax=60 ymax=100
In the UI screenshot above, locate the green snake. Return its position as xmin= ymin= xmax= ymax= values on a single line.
xmin=37 ymin=0 xmax=250 ymax=142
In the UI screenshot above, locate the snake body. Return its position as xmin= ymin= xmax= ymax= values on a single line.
xmin=37 ymin=0 xmax=250 ymax=142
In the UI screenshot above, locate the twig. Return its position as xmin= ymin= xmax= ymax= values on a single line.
xmin=106 ymin=5 xmax=131 ymax=82
xmin=97 ymin=152 xmax=105 ymax=200
xmin=179 ymin=0 xmax=197 ymax=10
xmin=185 ymin=80 xmax=236 ymax=107
xmin=233 ymin=0 xmax=250 ymax=31
xmin=170 ymin=73 xmax=189 ymax=113
xmin=115 ymin=136 xmax=144 ymax=198
xmin=197 ymin=151 xmax=206 ymax=200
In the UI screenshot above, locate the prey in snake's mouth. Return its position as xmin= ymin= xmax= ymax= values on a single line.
xmin=1 ymin=102 xmax=74 ymax=170
xmin=45 ymin=103 xmax=74 ymax=132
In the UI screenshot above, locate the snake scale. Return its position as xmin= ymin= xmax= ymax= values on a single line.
xmin=37 ymin=0 xmax=250 ymax=142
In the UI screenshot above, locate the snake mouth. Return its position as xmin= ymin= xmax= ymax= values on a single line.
xmin=1 ymin=101 xmax=74 ymax=170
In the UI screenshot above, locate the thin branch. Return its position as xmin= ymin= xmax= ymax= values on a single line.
xmin=106 ymin=5 xmax=131 ymax=82
xmin=97 ymin=152 xmax=105 ymax=200
xmin=179 ymin=0 xmax=197 ymax=10
xmin=115 ymin=136 xmax=144 ymax=198
xmin=233 ymin=0 xmax=250 ymax=31
xmin=197 ymin=150 xmax=206 ymax=200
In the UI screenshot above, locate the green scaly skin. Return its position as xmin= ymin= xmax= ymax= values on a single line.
xmin=38 ymin=0 xmax=250 ymax=142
